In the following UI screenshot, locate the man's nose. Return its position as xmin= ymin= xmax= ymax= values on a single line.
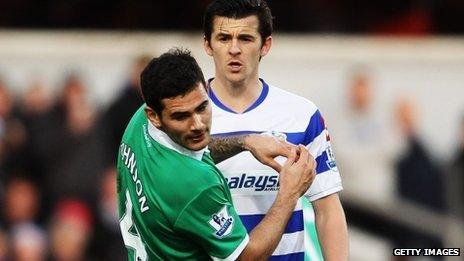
xmin=229 ymin=39 xmax=241 ymax=56
xmin=191 ymin=114 xmax=204 ymax=131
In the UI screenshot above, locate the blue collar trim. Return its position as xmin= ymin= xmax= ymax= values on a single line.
xmin=207 ymin=78 xmax=269 ymax=114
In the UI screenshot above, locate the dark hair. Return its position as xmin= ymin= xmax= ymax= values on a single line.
xmin=140 ymin=48 xmax=206 ymax=115
xmin=203 ymin=0 xmax=273 ymax=43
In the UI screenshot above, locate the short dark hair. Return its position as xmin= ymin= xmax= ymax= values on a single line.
xmin=140 ymin=48 xmax=206 ymax=115
xmin=203 ymin=0 xmax=273 ymax=43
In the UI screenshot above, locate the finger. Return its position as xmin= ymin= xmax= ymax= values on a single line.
xmin=306 ymin=151 xmax=315 ymax=166
xmin=280 ymin=141 xmax=297 ymax=157
xmin=311 ymin=169 xmax=317 ymax=182
xmin=296 ymin=145 xmax=309 ymax=165
xmin=295 ymin=145 xmax=301 ymax=162
xmin=309 ymin=158 xmax=317 ymax=178
xmin=286 ymin=142 xmax=298 ymax=150
xmin=282 ymin=148 xmax=297 ymax=170
xmin=266 ymin=159 xmax=282 ymax=173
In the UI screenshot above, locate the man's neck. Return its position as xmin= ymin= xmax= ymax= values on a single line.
xmin=210 ymin=76 xmax=262 ymax=113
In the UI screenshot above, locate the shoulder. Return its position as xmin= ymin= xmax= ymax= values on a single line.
xmin=266 ymin=82 xmax=320 ymax=116
xmin=121 ymin=105 xmax=147 ymax=138
xmin=148 ymin=153 xmax=224 ymax=196
xmin=138 ymin=151 xmax=226 ymax=217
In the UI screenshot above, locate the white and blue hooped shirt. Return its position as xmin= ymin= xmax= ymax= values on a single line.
xmin=209 ymin=78 xmax=343 ymax=260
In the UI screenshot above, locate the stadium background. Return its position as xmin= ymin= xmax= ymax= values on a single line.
xmin=0 ymin=1 xmax=463 ymax=260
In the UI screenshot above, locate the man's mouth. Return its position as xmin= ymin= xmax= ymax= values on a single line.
xmin=228 ymin=61 xmax=243 ymax=71
xmin=188 ymin=133 xmax=206 ymax=142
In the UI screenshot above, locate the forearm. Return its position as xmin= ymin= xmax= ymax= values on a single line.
xmin=314 ymin=194 xmax=349 ymax=261
xmin=239 ymin=145 xmax=315 ymax=260
xmin=209 ymin=135 xmax=247 ymax=163
xmin=240 ymin=193 xmax=299 ymax=260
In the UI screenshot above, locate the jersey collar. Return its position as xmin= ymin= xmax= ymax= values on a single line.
xmin=207 ymin=78 xmax=269 ymax=114
xmin=147 ymin=121 xmax=209 ymax=161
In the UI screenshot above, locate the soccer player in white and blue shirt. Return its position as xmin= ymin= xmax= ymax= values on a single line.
xmin=203 ymin=0 xmax=349 ymax=260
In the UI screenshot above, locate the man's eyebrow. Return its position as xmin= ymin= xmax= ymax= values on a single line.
xmin=216 ymin=32 xmax=231 ymax=37
xmin=238 ymin=33 xmax=256 ymax=38
xmin=170 ymin=111 xmax=190 ymax=117
xmin=216 ymin=31 xmax=256 ymax=38
xmin=196 ymin=100 xmax=209 ymax=109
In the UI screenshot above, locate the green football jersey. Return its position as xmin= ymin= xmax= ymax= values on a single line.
xmin=117 ymin=106 xmax=249 ymax=261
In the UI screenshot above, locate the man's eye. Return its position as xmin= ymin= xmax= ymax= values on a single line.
xmin=197 ymin=105 xmax=207 ymax=112
xmin=173 ymin=115 xmax=188 ymax=121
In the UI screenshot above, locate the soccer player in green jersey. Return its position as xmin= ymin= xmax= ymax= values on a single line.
xmin=117 ymin=48 xmax=316 ymax=260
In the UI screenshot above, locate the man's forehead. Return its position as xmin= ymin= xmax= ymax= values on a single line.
xmin=213 ymin=16 xmax=259 ymax=34
xmin=162 ymin=87 xmax=208 ymax=114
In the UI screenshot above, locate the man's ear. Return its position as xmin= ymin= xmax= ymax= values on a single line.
xmin=145 ymin=106 xmax=162 ymax=129
xmin=204 ymin=36 xmax=213 ymax=56
xmin=260 ymin=36 xmax=273 ymax=58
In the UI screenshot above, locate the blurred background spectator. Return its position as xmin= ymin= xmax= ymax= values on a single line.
xmin=0 ymin=81 xmax=11 ymax=188
xmin=28 ymin=73 xmax=104 ymax=208
xmin=49 ymin=200 xmax=93 ymax=261
xmin=333 ymin=68 xmax=404 ymax=205
xmin=10 ymin=223 xmax=47 ymax=261
xmin=99 ymin=55 xmax=150 ymax=168
xmin=395 ymin=98 xmax=446 ymax=213
xmin=0 ymin=81 xmax=29 ymax=183
xmin=1 ymin=177 xmax=46 ymax=260
xmin=393 ymin=98 xmax=446 ymax=251
xmin=448 ymin=116 xmax=464 ymax=220
xmin=0 ymin=227 xmax=7 ymax=261
xmin=3 ymin=177 xmax=40 ymax=227
xmin=88 ymin=168 xmax=125 ymax=261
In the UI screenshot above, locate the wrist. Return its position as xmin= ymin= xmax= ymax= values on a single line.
xmin=276 ymin=191 xmax=300 ymax=206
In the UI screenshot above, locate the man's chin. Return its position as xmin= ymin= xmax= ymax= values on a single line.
xmin=225 ymin=73 xmax=246 ymax=84
xmin=187 ymin=143 xmax=208 ymax=151
xmin=186 ymin=138 xmax=210 ymax=151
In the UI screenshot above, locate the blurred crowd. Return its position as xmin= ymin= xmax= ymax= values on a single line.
xmin=0 ymin=0 xmax=463 ymax=34
xmin=0 ymin=55 xmax=150 ymax=261
xmin=333 ymin=69 xmax=464 ymax=255
xmin=0 ymin=56 xmax=463 ymax=260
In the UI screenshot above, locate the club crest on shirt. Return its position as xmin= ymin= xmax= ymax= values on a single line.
xmin=209 ymin=206 xmax=234 ymax=238
xmin=261 ymin=130 xmax=287 ymax=141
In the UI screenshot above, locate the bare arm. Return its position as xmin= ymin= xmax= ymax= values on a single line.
xmin=239 ymin=190 xmax=300 ymax=260
xmin=209 ymin=134 xmax=296 ymax=172
xmin=209 ymin=135 xmax=246 ymax=164
xmin=313 ymin=193 xmax=349 ymax=261
xmin=238 ymin=145 xmax=316 ymax=260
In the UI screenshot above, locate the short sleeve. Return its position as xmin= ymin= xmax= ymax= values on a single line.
xmin=303 ymin=110 xmax=343 ymax=201
xmin=174 ymin=185 xmax=249 ymax=260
